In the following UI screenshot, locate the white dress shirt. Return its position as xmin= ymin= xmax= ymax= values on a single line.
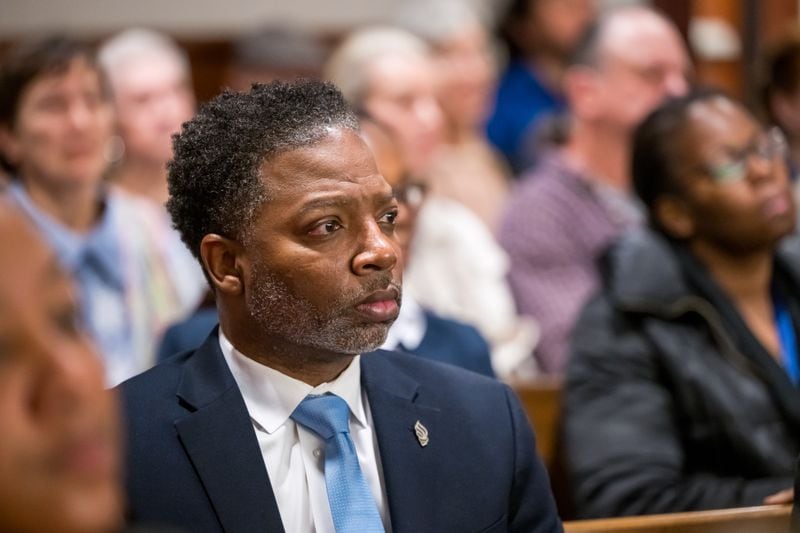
xmin=381 ymin=294 xmax=426 ymax=352
xmin=218 ymin=331 xmax=392 ymax=533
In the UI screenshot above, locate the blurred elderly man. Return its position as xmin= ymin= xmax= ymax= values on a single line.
xmin=326 ymin=26 xmax=444 ymax=177
xmin=99 ymin=28 xmax=195 ymax=205
xmin=394 ymin=0 xmax=510 ymax=233
xmin=499 ymin=6 xmax=691 ymax=373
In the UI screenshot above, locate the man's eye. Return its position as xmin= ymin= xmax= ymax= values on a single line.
xmin=309 ymin=220 xmax=342 ymax=236
xmin=380 ymin=210 xmax=398 ymax=225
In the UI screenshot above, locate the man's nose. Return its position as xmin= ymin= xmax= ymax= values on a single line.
xmin=352 ymin=220 xmax=398 ymax=275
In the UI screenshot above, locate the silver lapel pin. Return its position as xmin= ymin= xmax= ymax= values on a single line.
xmin=414 ymin=420 xmax=429 ymax=447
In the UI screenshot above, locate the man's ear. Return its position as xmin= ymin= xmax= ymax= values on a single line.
xmin=200 ymin=234 xmax=245 ymax=296
xmin=654 ymin=195 xmax=695 ymax=240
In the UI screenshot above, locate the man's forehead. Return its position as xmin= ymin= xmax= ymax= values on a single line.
xmin=599 ymin=12 xmax=683 ymax=60
xmin=254 ymin=130 xmax=387 ymax=212
xmin=261 ymin=129 xmax=376 ymax=181
xmin=296 ymin=182 xmax=394 ymax=209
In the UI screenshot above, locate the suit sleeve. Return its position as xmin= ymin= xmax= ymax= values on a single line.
xmin=565 ymin=296 xmax=792 ymax=518
xmin=504 ymin=384 xmax=564 ymax=532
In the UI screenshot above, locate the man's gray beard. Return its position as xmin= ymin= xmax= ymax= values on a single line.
xmin=247 ymin=264 xmax=400 ymax=356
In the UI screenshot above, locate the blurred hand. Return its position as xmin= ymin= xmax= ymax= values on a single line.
xmin=763 ymin=488 xmax=793 ymax=505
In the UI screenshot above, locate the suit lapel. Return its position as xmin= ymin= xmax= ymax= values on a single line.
xmin=361 ymin=352 xmax=445 ymax=533
xmin=174 ymin=334 xmax=285 ymax=533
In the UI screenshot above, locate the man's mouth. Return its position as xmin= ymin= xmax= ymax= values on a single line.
xmin=354 ymin=286 xmax=401 ymax=322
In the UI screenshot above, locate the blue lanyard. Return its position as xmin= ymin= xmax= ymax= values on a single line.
xmin=773 ymin=294 xmax=800 ymax=386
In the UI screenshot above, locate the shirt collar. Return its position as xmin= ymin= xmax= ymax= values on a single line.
xmin=8 ymin=182 xmax=124 ymax=290
xmin=218 ymin=329 xmax=367 ymax=434
xmin=381 ymin=294 xmax=426 ymax=351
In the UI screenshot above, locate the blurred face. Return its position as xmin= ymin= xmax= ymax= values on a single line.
xmin=434 ymin=24 xmax=496 ymax=131
xmin=594 ymin=12 xmax=690 ymax=131
xmin=670 ymin=97 xmax=796 ymax=254
xmin=0 ymin=206 xmax=122 ymax=533
xmin=364 ymin=53 xmax=445 ymax=175
xmin=519 ymin=0 xmax=595 ymax=58
xmin=243 ymin=128 xmax=402 ymax=357
xmin=109 ymin=53 xmax=195 ymax=168
xmin=0 ymin=57 xmax=113 ymax=189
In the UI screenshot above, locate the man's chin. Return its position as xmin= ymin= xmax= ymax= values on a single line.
xmin=328 ymin=323 xmax=391 ymax=356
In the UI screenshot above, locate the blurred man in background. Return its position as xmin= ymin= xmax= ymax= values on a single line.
xmin=500 ymin=6 xmax=691 ymax=373
xmin=99 ymin=28 xmax=196 ymax=206
xmin=395 ymin=0 xmax=510 ymax=234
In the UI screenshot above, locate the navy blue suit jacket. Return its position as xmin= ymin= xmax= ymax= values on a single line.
xmin=120 ymin=331 xmax=561 ymax=533
xmin=413 ymin=310 xmax=495 ymax=378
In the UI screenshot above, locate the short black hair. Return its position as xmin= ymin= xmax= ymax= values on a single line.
xmin=498 ymin=0 xmax=534 ymax=59
xmin=632 ymin=87 xmax=728 ymax=221
xmin=167 ymin=80 xmax=359 ymax=263
xmin=0 ymin=36 xmax=101 ymax=173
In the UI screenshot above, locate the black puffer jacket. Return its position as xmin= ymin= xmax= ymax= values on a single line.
xmin=565 ymin=228 xmax=800 ymax=518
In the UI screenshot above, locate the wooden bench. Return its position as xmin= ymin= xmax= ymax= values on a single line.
xmin=510 ymin=377 xmax=563 ymax=467
xmin=510 ymin=378 xmax=572 ymax=517
xmin=563 ymin=504 xmax=792 ymax=533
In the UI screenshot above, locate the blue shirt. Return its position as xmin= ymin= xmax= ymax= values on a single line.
xmin=9 ymin=183 xmax=133 ymax=377
xmin=486 ymin=59 xmax=565 ymax=174
xmin=10 ymin=182 xmax=206 ymax=385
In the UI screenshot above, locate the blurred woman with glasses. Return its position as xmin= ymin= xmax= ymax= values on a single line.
xmin=564 ymin=89 xmax=800 ymax=518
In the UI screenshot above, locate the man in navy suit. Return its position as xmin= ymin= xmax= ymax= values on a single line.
xmin=120 ymin=80 xmax=561 ymax=532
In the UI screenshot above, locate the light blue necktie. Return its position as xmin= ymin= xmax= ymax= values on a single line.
xmin=291 ymin=394 xmax=385 ymax=533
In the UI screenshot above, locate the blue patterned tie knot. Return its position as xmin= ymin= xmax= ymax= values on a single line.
xmin=291 ymin=394 xmax=385 ymax=533
xmin=291 ymin=394 xmax=350 ymax=441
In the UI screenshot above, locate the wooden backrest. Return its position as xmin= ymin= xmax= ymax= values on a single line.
xmin=510 ymin=377 xmax=563 ymax=466
xmin=563 ymin=504 xmax=792 ymax=533
xmin=511 ymin=378 xmax=574 ymax=518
